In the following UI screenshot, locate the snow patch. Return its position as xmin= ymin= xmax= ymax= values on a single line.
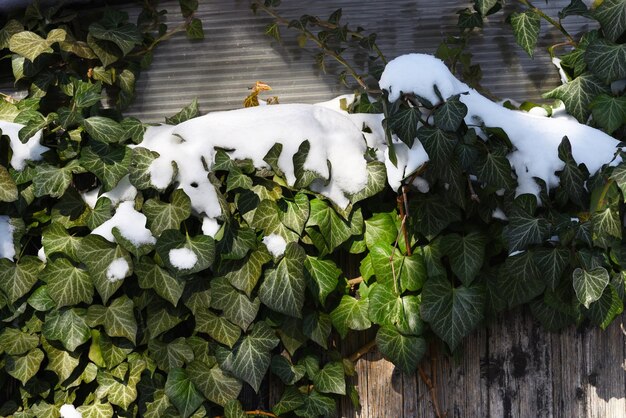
xmin=100 ymin=175 xmax=137 ymax=206
xmin=169 ymin=248 xmax=198 ymax=269
xmin=0 ymin=121 xmax=48 ymax=170
xmin=80 ymin=187 xmax=100 ymax=209
xmin=37 ymin=246 xmax=46 ymax=263
xmin=0 ymin=216 xmax=15 ymax=260
xmin=60 ymin=404 xmax=82 ymax=418
xmin=380 ymin=53 xmax=621 ymax=199
xmin=91 ymin=201 xmax=156 ymax=246
xmin=106 ymin=258 xmax=130 ymax=282
xmin=202 ymin=217 xmax=220 ymax=238
xmin=263 ymin=233 xmax=287 ymax=257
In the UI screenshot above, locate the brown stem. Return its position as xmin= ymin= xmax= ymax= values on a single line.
xmin=348 ymin=339 xmax=377 ymax=362
xmin=418 ymin=362 xmax=445 ymax=418
xmin=215 ymin=411 xmax=278 ymax=418
xmin=347 ymin=276 xmax=364 ymax=286
xmin=467 ymin=176 xmax=480 ymax=203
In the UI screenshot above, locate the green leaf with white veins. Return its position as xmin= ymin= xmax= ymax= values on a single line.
xmin=592 ymin=206 xmax=621 ymax=248
xmin=33 ymin=160 xmax=84 ymax=198
xmin=6 ymin=348 xmax=44 ymax=385
xmin=187 ymin=360 xmax=242 ymax=406
xmin=499 ymin=251 xmax=545 ymax=306
xmin=135 ymin=256 xmax=184 ymax=306
xmin=147 ymin=304 xmax=184 ymax=337
xmin=543 ymin=74 xmax=609 ymax=123
xmin=421 ymin=275 xmax=485 ymax=351
xmin=42 ymin=338 xmax=79 ymax=383
xmin=370 ymin=243 xmax=427 ymax=291
xmin=79 ymin=235 xmax=132 ymax=304
xmin=104 ymin=295 xmax=137 ymax=344
xmin=259 ymin=242 xmax=306 ymax=317
xmin=592 ymin=0 xmax=626 ymax=42
xmin=282 ymin=192 xmax=310 ymax=236
xmin=304 ymin=255 xmax=341 ymax=306
xmin=42 ymin=223 xmax=81 ymax=261
xmin=9 ymin=31 xmax=56 ymax=61
xmin=149 ymin=338 xmax=194 ymax=372
xmin=43 ymin=258 xmax=93 ymax=308
xmin=166 ymin=98 xmax=199 ymax=125
xmin=83 ymin=116 xmax=127 ymax=143
xmin=557 ymin=137 xmax=589 ymax=208
xmin=252 ymin=199 xmax=299 ymax=242
xmin=89 ymin=23 xmax=142 ymax=56
xmin=306 ymin=198 xmax=356 ymax=254
xmin=271 ymin=355 xmax=306 ymax=385
xmin=0 ymin=328 xmax=39 ymax=355
xmin=144 ymin=189 xmax=191 ymax=236
xmin=129 ymin=147 xmax=165 ymax=190
xmin=376 ymin=326 xmax=426 ymax=373
xmin=313 ymin=361 xmax=346 ymax=395
xmin=590 ymin=94 xmax=626 ymax=134
xmin=368 ymin=282 xmax=402 ymax=326
xmin=534 ymin=247 xmax=570 ymax=290
xmin=42 ymin=309 xmax=90 ymax=351
xmin=195 ymin=309 xmax=241 ymax=347
xmin=573 ymin=267 xmax=610 ymax=308
xmin=417 ymin=127 xmax=456 ymax=177
xmin=434 ymin=95 xmax=468 ymax=131
xmin=79 ymin=141 xmax=131 ymax=191
xmin=303 ymin=311 xmax=332 ymax=348
xmin=475 ymin=147 xmax=516 ymax=190
xmin=585 ymin=39 xmax=626 ymax=84
xmin=351 ymin=161 xmax=387 ymax=203
xmin=77 ymin=402 xmax=114 ymax=418
xmin=441 ymin=232 xmax=487 ymax=285
xmin=221 ymin=248 xmax=272 ymax=296
xmin=211 ymin=277 xmax=260 ymax=331
xmin=387 ymin=105 xmax=420 ymax=147
xmin=230 ymin=322 xmax=279 ymax=392
xmin=165 ymin=367 xmax=203 ymax=418
xmin=330 ymin=295 xmax=371 ymax=338
xmin=476 ymin=0 xmax=498 ymax=15
xmin=364 ymin=212 xmax=398 ymax=249
xmin=503 ymin=209 xmax=550 ymax=253
xmin=0 ymin=256 xmax=43 ymax=304
xmin=510 ymin=11 xmax=541 ymax=57
xmin=0 ymin=165 xmax=18 ymax=202
xmin=156 ymin=229 xmax=215 ymax=275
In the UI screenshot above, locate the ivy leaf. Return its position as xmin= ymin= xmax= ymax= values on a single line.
xmin=147 ymin=304 xmax=184 ymax=337
xmin=221 ymin=248 xmax=272 ymax=296
xmin=0 ymin=257 xmax=43 ymax=304
xmin=330 ymin=295 xmax=371 ymax=338
xmin=42 ymin=309 xmax=90 ymax=351
xmin=409 ymin=193 xmax=461 ymax=239
xmin=129 ymin=147 xmax=164 ymax=190
xmin=295 ymin=390 xmax=336 ymax=418
xmin=43 ymin=258 xmax=93 ymax=308
xmin=211 ymin=277 xmax=260 ymax=331
xmin=510 ymin=11 xmax=541 ymax=57
xmin=543 ymin=74 xmax=609 ymax=123
xmin=33 ymin=161 xmax=83 ymax=198
xmin=6 ymin=347 xmax=44 ymax=385
xmin=476 ymin=0 xmax=498 ymax=15
xmin=503 ymin=209 xmax=550 ymax=252
xmin=499 ymin=251 xmax=545 ymax=307
xmin=364 ymin=212 xmax=398 ymax=249
xmin=282 ymin=192 xmax=310 ymax=236
xmin=259 ymin=242 xmax=306 ymax=317
xmin=368 ymin=283 xmax=402 ymax=326
xmin=9 ymin=31 xmax=53 ymax=61
xmin=186 ymin=18 xmax=204 ymax=40
xmin=144 ymin=190 xmax=192 ymax=236
xmin=312 ymin=361 xmax=346 ymax=395
xmin=558 ymin=0 xmax=589 ymax=19
xmin=557 ymin=137 xmax=589 ymax=208
xmin=351 ymin=161 xmax=387 ymax=203
xmin=229 ymin=322 xmax=280 ymax=392
xmin=387 ymin=105 xmax=420 ymax=146
xmin=592 ymin=206 xmax=621 ymax=248
xmin=79 ymin=235 xmax=132 ymax=304
xmin=252 ymin=199 xmax=299 ymax=243
xmin=592 ymin=0 xmax=626 ymax=42
xmin=534 ymin=247 xmax=570 ymax=290
xmin=224 ymin=400 xmax=246 ymax=418
xmin=306 ymin=198 xmax=355 ymax=254
xmin=77 ymin=402 xmax=114 ymax=418
xmin=89 ymin=22 xmax=142 ymax=56
xmin=195 ymin=309 xmax=241 ymax=347
xmin=149 ymin=338 xmax=194 ymax=372
xmin=417 ymin=126 xmax=456 ymax=177
xmin=271 ymin=355 xmax=306 ymax=385
xmin=475 ymin=147 xmax=516 ymax=190
xmin=135 ymin=256 xmax=184 ymax=306
xmin=420 ymin=275 xmax=485 ymax=350
xmin=121 ymin=117 xmax=145 ymax=144
xmin=0 ymin=165 xmax=18 ymax=202
xmin=187 ymin=360 xmax=242 ymax=406
xmin=585 ymin=39 xmax=626 ymax=84
xmin=156 ymin=229 xmax=215 ymax=275
xmin=303 ymin=311 xmax=332 ymax=349
xmin=104 ymin=295 xmax=137 ymax=344
xmin=79 ymin=141 xmax=131 ymax=191
xmin=441 ymin=232 xmax=487 ymax=285
xmin=590 ymin=94 xmax=626 ymax=134
xmin=42 ymin=223 xmax=81 ymax=261
xmin=0 ymin=328 xmax=39 ymax=355
xmin=87 ymin=33 xmax=120 ymax=67
xmin=165 ymin=367 xmax=203 ymax=418
xmin=433 ymin=95 xmax=468 ymax=131
xmin=83 ymin=116 xmax=127 ymax=143
xmin=42 ymin=338 xmax=79 ymax=383
xmin=166 ymin=99 xmax=199 ymax=124
xmin=304 ymin=256 xmax=341 ymax=306
xmin=573 ymin=266 xmax=610 ymax=308
xmin=588 ymin=285 xmax=623 ymax=329
xmin=376 ymin=326 xmax=426 ymax=373
xmin=272 ymin=386 xmax=305 ymax=416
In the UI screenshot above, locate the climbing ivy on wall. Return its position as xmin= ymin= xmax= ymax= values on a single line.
xmin=0 ymin=0 xmax=625 ymax=418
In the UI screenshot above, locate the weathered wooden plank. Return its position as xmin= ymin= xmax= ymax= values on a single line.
xmin=550 ymin=323 xmax=587 ymax=417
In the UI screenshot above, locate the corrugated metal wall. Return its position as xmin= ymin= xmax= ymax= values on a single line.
xmin=120 ymin=0 xmax=594 ymax=122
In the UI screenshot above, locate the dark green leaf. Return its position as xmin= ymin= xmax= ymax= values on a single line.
xmin=83 ymin=116 xmax=127 ymax=143
xmin=387 ymin=106 xmax=420 ymax=146
xmin=590 ymin=94 xmax=626 ymax=134
xmin=543 ymin=74 xmax=609 ymax=123
xmin=376 ymin=326 xmax=426 ymax=373
xmin=510 ymin=11 xmax=541 ymax=57
xmin=441 ymin=232 xmax=487 ymax=285
xmin=304 ymin=256 xmax=341 ymax=306
xmin=166 ymin=99 xmax=199 ymax=124
xmin=588 ymin=285 xmax=623 ymax=329
xmin=42 ymin=309 xmax=90 ymax=351
xmin=557 ymin=137 xmax=589 ymax=208
xmin=79 ymin=141 xmax=131 ymax=191
xmin=187 ymin=361 xmax=242 ymax=407
xmin=313 ymin=361 xmax=345 ymax=395
xmin=534 ymin=247 xmax=570 ymax=290
xmin=186 ymin=18 xmax=204 ymax=40
xmin=229 ymin=322 xmax=279 ymax=392
xmin=136 ymin=256 xmax=184 ymax=306
xmin=475 ymin=148 xmax=516 ymax=190
xmin=165 ymin=368 xmax=203 ymax=418
xmin=585 ymin=39 xmax=626 ymax=84
xmin=499 ymin=251 xmax=545 ymax=307
xmin=259 ymin=243 xmax=306 ymax=317
xmin=476 ymin=0 xmax=498 ymax=15
xmin=211 ymin=277 xmax=260 ymax=331
xmin=503 ymin=210 xmax=550 ymax=252
xmin=592 ymin=0 xmax=626 ymax=42
xmin=89 ymin=22 xmax=142 ymax=55
xmin=43 ymin=258 xmax=93 ymax=308
xmin=433 ymin=95 xmax=467 ymax=131
xmin=6 ymin=348 xmax=44 ymax=385
xmin=330 ymin=295 xmax=371 ymax=338
xmin=0 ymin=257 xmax=43 ymax=304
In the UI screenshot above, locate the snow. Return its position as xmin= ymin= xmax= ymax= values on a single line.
xmin=202 ymin=217 xmax=220 ymax=237
xmin=106 ymin=257 xmax=130 ymax=282
xmin=37 ymin=246 xmax=46 ymax=263
xmin=0 ymin=121 xmax=48 ymax=170
xmin=380 ymin=53 xmax=621 ymax=198
xmin=551 ymin=57 xmax=569 ymax=85
xmin=137 ymin=104 xmax=369 ymax=217
xmin=100 ymin=175 xmax=137 ymax=206
xmin=80 ymin=187 xmax=100 ymax=209
xmin=263 ymin=233 xmax=287 ymax=257
xmin=0 ymin=216 xmax=15 ymax=260
xmin=91 ymin=201 xmax=156 ymax=246
xmin=60 ymin=404 xmax=82 ymax=418
xmin=169 ymin=247 xmax=197 ymax=269
xmin=492 ymin=208 xmax=508 ymax=221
